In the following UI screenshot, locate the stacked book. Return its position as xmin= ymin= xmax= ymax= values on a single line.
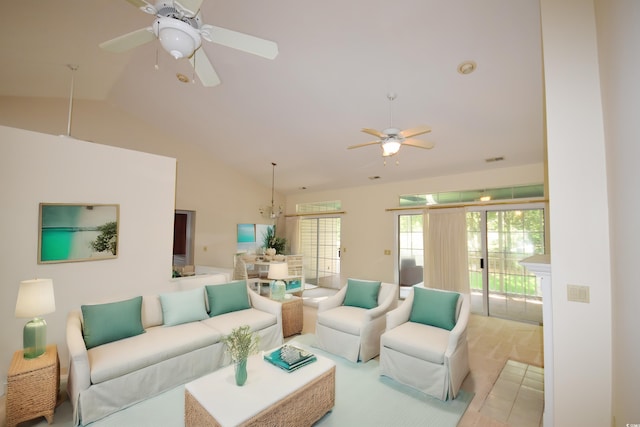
xmin=264 ymin=344 xmax=317 ymax=372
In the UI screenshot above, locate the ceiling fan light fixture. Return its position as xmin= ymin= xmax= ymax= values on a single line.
xmin=154 ymin=16 xmax=201 ymax=59
xmin=457 ymin=60 xmax=477 ymax=75
xmin=382 ymin=138 xmax=401 ymax=157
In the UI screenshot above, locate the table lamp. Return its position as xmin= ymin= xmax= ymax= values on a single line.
xmin=268 ymin=263 xmax=289 ymax=301
xmin=15 ymin=279 xmax=56 ymax=359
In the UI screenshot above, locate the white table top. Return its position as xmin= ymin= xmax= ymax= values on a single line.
xmin=185 ymin=349 xmax=335 ymax=427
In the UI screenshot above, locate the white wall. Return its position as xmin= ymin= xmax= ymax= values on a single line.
xmin=540 ymin=1 xmax=612 ymax=425
xmin=0 ymin=126 xmax=176 ymax=393
xmin=0 ymin=96 xmax=283 ymax=269
xmin=286 ymin=163 xmax=544 ymax=284
xmin=595 ymin=1 xmax=640 ymax=425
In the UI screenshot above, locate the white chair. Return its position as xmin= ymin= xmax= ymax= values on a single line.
xmin=379 ymin=287 xmax=470 ymax=400
xmin=315 ymin=280 xmax=398 ymax=362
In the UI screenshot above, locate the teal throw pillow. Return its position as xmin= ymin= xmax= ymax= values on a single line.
xmin=409 ymin=287 xmax=460 ymax=331
xmin=159 ymin=287 xmax=208 ymax=326
xmin=81 ymin=296 xmax=145 ymax=349
xmin=343 ymin=279 xmax=381 ymax=309
xmin=206 ymin=280 xmax=251 ymax=316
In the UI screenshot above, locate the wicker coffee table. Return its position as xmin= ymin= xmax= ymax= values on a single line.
xmin=185 ymin=351 xmax=335 ymax=426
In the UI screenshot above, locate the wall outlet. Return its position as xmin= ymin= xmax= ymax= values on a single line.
xmin=384 ymin=249 xmax=391 ymax=255
xmin=567 ymin=284 xmax=590 ymax=303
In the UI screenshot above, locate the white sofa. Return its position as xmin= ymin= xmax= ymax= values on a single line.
xmin=66 ymin=281 xmax=283 ymax=426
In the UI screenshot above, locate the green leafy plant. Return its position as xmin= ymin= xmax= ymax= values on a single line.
xmin=262 ymin=226 xmax=287 ymax=254
xmin=90 ymin=221 xmax=118 ymax=255
xmin=221 ymin=325 xmax=260 ymax=362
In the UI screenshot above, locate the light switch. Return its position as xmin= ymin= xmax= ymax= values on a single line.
xmin=384 ymin=249 xmax=391 ymax=255
xmin=567 ymin=284 xmax=590 ymax=303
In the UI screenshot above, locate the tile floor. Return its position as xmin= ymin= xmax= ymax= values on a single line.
xmin=479 ymin=360 xmax=544 ymax=426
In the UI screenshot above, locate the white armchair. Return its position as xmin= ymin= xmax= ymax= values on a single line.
xmin=315 ymin=280 xmax=398 ymax=362
xmin=379 ymin=287 xmax=470 ymax=400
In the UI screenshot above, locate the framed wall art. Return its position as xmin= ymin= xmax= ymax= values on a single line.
xmin=38 ymin=203 xmax=119 ymax=264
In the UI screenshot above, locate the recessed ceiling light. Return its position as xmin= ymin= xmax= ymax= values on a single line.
xmin=457 ymin=61 xmax=477 ymax=75
xmin=176 ymin=73 xmax=190 ymax=83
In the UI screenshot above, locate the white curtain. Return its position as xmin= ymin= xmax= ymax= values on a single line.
xmin=425 ymin=208 xmax=470 ymax=294
xmin=285 ymin=216 xmax=301 ymax=255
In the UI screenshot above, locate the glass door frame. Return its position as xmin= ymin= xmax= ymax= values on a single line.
xmin=394 ymin=209 xmax=425 ymax=299
xmin=467 ymin=202 xmax=547 ymax=319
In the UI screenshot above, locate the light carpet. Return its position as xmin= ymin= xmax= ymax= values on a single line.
xmin=29 ymin=334 xmax=472 ymax=427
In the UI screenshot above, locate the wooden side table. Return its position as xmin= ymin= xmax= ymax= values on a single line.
xmin=279 ymin=296 xmax=303 ymax=337
xmin=6 ymin=344 xmax=59 ymax=427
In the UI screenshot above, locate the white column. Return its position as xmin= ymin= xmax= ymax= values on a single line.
xmin=520 ymin=254 xmax=552 ymax=427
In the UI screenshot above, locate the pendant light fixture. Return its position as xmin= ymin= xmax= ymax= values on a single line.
xmin=259 ymin=162 xmax=283 ymax=220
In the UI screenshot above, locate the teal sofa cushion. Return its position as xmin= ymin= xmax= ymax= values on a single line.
xmin=81 ymin=296 xmax=145 ymax=349
xmin=343 ymin=279 xmax=381 ymax=309
xmin=159 ymin=287 xmax=209 ymax=326
xmin=409 ymin=287 xmax=460 ymax=331
xmin=206 ymin=280 xmax=251 ymax=316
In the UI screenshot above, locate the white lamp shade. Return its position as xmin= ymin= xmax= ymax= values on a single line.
xmin=15 ymin=279 xmax=56 ymax=318
xmin=267 ymin=262 xmax=289 ymax=280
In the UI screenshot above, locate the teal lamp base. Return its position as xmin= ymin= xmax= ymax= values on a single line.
xmin=23 ymin=317 xmax=47 ymax=359
xmin=270 ymin=280 xmax=286 ymax=301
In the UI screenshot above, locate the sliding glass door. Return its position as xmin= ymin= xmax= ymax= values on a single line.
xmin=299 ymin=217 xmax=341 ymax=288
xmin=467 ymin=205 xmax=545 ymax=323
xmin=397 ymin=213 xmax=424 ymax=297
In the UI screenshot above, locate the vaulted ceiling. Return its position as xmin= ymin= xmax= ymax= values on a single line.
xmin=0 ymin=0 xmax=544 ymax=194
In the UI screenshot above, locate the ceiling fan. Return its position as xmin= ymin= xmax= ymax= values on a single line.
xmin=99 ymin=0 xmax=279 ymax=87
xmin=348 ymin=93 xmax=434 ymax=159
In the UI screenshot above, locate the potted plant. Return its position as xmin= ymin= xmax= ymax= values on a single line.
xmin=221 ymin=325 xmax=260 ymax=386
xmin=262 ymin=226 xmax=287 ymax=254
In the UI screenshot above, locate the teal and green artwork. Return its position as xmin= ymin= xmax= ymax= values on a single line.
xmin=38 ymin=204 xmax=119 ymax=264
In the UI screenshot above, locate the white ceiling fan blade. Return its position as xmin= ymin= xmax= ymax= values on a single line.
xmin=201 ymin=25 xmax=278 ymax=59
xmin=403 ymin=138 xmax=435 ymax=149
xmin=125 ymin=0 xmax=157 ymax=14
xmin=361 ymin=128 xmax=386 ymax=139
xmin=99 ymin=27 xmax=155 ymax=53
xmin=174 ymin=0 xmax=203 ymax=18
xmin=189 ymin=48 xmax=221 ymax=87
xmin=348 ymin=141 xmax=381 ymax=150
xmin=400 ymin=126 xmax=431 ymax=139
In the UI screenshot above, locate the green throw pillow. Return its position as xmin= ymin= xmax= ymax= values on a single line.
xmin=343 ymin=279 xmax=381 ymax=309
xmin=159 ymin=287 xmax=209 ymax=326
xmin=81 ymin=296 xmax=145 ymax=349
xmin=409 ymin=287 xmax=460 ymax=331
xmin=206 ymin=280 xmax=251 ymax=316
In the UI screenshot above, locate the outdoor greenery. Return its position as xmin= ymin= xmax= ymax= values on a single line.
xmin=467 ymin=209 xmax=545 ymax=296
xmin=90 ymin=221 xmax=118 ymax=255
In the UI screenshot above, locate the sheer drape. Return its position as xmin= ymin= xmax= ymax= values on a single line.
xmin=425 ymin=208 xmax=470 ymax=294
xmin=285 ymin=216 xmax=300 ymax=254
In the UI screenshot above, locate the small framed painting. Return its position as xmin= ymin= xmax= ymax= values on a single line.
xmin=38 ymin=203 xmax=119 ymax=264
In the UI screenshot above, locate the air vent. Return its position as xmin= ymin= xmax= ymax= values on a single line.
xmin=485 ymin=156 xmax=505 ymax=163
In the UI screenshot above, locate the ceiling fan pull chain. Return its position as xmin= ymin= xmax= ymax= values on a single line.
xmin=155 ymin=47 xmax=159 ymax=70
xmin=192 ymin=53 xmax=196 ymax=83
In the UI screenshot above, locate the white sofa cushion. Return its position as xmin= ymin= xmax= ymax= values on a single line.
xmin=89 ymin=321 xmax=222 ymax=384
xmin=381 ymin=321 xmax=449 ymax=365
xmin=201 ymin=308 xmax=276 ymax=336
xmin=316 ymin=305 xmax=367 ymax=336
